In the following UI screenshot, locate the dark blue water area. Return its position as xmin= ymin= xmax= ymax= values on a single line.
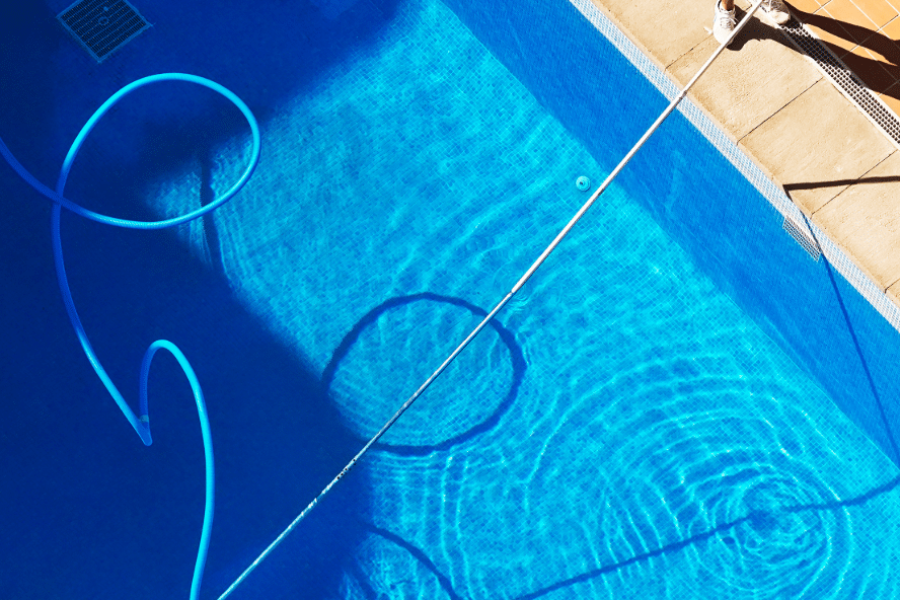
xmin=0 ymin=1 xmax=405 ymax=599
xmin=0 ymin=0 xmax=401 ymax=209
xmin=0 ymin=191 xmax=368 ymax=598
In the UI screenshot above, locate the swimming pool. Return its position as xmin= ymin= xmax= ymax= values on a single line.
xmin=3 ymin=0 xmax=900 ymax=598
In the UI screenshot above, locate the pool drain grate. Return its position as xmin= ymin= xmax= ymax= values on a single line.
xmin=778 ymin=17 xmax=900 ymax=146
xmin=783 ymin=215 xmax=821 ymax=261
xmin=57 ymin=0 xmax=150 ymax=62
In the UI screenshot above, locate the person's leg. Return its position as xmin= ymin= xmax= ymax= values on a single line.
xmin=713 ymin=0 xmax=736 ymax=44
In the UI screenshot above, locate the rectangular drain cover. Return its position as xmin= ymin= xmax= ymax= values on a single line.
xmin=783 ymin=216 xmax=821 ymax=262
xmin=58 ymin=0 xmax=150 ymax=62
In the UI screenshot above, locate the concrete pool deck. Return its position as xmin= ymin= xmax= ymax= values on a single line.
xmin=587 ymin=0 xmax=900 ymax=307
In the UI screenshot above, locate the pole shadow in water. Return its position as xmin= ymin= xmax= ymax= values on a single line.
xmin=797 ymin=213 xmax=900 ymax=464
xmin=350 ymin=473 xmax=900 ymax=599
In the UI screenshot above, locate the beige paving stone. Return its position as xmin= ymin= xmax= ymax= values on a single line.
xmin=739 ymin=78 xmax=895 ymax=213
xmin=591 ymin=0 xmax=714 ymax=68
xmin=593 ymin=0 xmax=900 ymax=311
xmin=886 ymin=278 xmax=900 ymax=308
xmin=815 ymin=151 xmax=900 ymax=290
xmin=787 ymin=0 xmax=824 ymax=14
xmin=667 ymin=15 xmax=821 ymax=141
xmin=853 ymin=0 xmax=899 ymax=29
xmin=886 ymin=283 xmax=900 ymax=308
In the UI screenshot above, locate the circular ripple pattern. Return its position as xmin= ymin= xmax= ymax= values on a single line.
xmin=605 ymin=386 xmax=852 ymax=599
xmin=670 ymin=450 xmax=849 ymax=598
xmin=321 ymin=293 xmax=525 ymax=455
xmin=518 ymin=352 xmax=859 ymax=600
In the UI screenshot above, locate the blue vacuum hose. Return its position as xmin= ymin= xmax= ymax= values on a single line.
xmin=0 ymin=73 xmax=261 ymax=600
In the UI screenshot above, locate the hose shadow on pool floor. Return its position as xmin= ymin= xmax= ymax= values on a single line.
xmin=320 ymin=292 xmax=527 ymax=456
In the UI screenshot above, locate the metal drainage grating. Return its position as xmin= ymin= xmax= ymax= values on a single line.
xmin=779 ymin=18 xmax=900 ymax=145
xmin=783 ymin=215 xmax=821 ymax=261
xmin=57 ymin=0 xmax=150 ymax=62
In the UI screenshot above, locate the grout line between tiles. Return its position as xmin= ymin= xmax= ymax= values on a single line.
xmin=736 ymin=77 xmax=823 ymax=146
xmin=808 ymin=148 xmax=895 ymax=217
xmin=845 ymin=0 xmax=883 ymax=29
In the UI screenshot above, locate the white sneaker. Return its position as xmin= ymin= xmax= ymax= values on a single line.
xmin=760 ymin=0 xmax=791 ymax=25
xmin=713 ymin=1 xmax=736 ymax=44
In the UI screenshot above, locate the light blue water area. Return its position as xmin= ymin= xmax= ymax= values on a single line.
xmin=141 ymin=0 xmax=900 ymax=598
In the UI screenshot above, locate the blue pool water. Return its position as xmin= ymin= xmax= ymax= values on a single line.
xmin=4 ymin=0 xmax=900 ymax=598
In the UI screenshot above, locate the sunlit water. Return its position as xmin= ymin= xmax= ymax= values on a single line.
xmin=143 ymin=0 xmax=900 ymax=597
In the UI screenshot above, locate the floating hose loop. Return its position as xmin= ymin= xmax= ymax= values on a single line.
xmin=0 ymin=73 xmax=262 ymax=230
xmin=141 ymin=340 xmax=217 ymax=598
xmin=2 ymin=73 xmax=260 ymax=600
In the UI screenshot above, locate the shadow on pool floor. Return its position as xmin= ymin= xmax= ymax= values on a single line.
xmin=0 ymin=164 xmax=370 ymax=599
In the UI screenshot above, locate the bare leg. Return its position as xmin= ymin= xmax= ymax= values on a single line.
xmin=721 ymin=0 xmax=735 ymax=9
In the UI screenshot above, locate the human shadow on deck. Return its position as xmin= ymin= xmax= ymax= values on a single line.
xmin=728 ymin=5 xmax=900 ymax=102
xmin=788 ymin=5 xmax=900 ymax=99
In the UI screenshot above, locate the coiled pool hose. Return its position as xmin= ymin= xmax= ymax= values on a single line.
xmin=0 ymin=73 xmax=261 ymax=600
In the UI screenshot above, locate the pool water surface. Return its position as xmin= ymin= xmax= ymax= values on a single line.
xmin=4 ymin=0 xmax=900 ymax=598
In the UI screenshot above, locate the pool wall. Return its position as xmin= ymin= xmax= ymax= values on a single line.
xmin=442 ymin=0 xmax=900 ymax=464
